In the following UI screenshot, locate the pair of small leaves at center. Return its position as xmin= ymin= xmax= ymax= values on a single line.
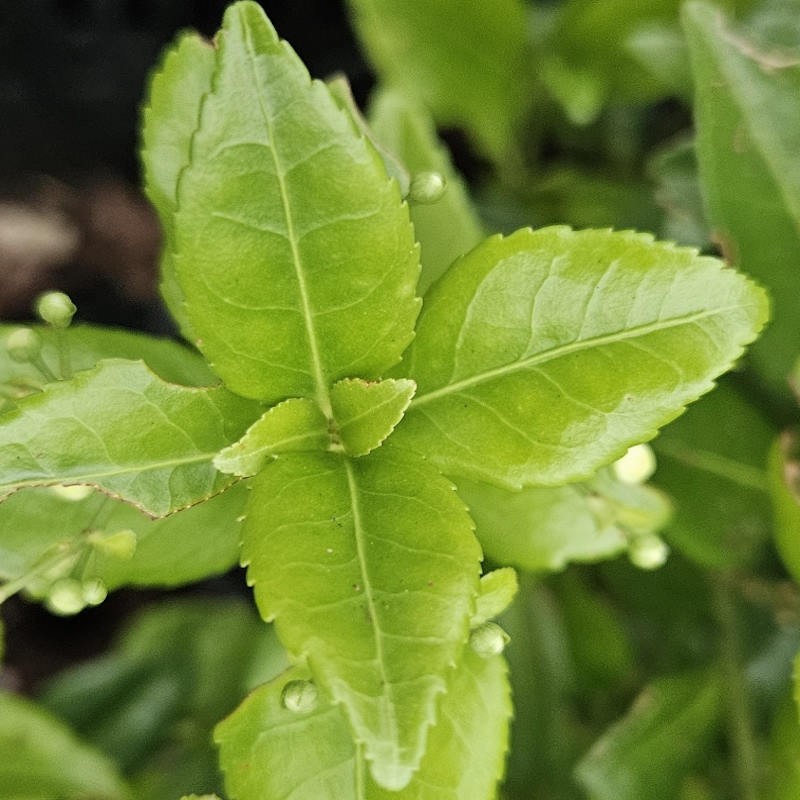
xmin=214 ymin=377 xmax=416 ymax=477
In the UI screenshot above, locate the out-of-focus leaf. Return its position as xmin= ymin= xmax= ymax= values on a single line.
xmin=574 ymin=671 xmax=722 ymax=800
xmin=216 ymin=646 xmax=511 ymax=800
xmin=684 ymin=1 xmax=800 ymax=396
xmin=367 ymin=88 xmax=484 ymax=293
xmin=348 ymin=0 xmax=532 ymax=163
xmin=654 ymin=380 xmax=772 ymax=568
xmin=625 ymin=22 xmax=692 ymax=97
xmin=242 ymin=448 xmax=481 ymax=789
xmin=394 ymin=226 xmax=768 ymax=489
xmin=40 ymin=599 xmax=286 ymax=798
xmin=763 ymin=694 xmax=800 ymax=800
xmin=459 ymin=468 xmax=670 ymax=572
xmin=769 ymin=434 xmax=800 ymax=585
xmin=0 ymin=691 xmax=131 ymax=800
xmin=172 ymin=2 xmax=419 ymax=402
xmin=0 ymin=359 xmax=259 ymax=517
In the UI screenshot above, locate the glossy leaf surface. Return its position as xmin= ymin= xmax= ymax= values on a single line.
xmin=0 ymin=691 xmax=131 ymax=800
xmin=684 ymin=1 xmax=800 ymax=396
xmin=396 ymin=226 xmax=768 ymax=488
xmin=0 ymin=359 xmax=259 ymax=516
xmin=214 ymin=398 xmax=328 ymax=477
xmin=330 ymin=378 xmax=416 ymax=457
xmin=368 ymin=89 xmax=484 ymax=294
xmin=242 ymin=448 xmax=481 ymax=789
xmin=216 ymin=647 xmax=510 ymax=800
xmin=172 ymin=2 xmax=419 ymax=402
xmin=141 ymin=31 xmax=215 ymax=336
xmin=349 ymin=0 xmax=531 ymax=162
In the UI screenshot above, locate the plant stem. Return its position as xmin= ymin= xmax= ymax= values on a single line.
xmin=711 ymin=575 xmax=759 ymax=800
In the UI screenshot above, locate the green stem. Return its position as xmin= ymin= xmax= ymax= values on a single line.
xmin=711 ymin=575 xmax=759 ymax=800
xmin=56 ymin=329 xmax=72 ymax=380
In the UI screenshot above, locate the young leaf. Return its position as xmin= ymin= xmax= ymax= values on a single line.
xmin=0 ymin=359 xmax=260 ymax=516
xmin=216 ymin=647 xmax=511 ymax=800
xmin=172 ymin=2 xmax=419 ymax=404
xmin=367 ymin=89 xmax=484 ymax=294
xmin=141 ymin=31 xmax=215 ymax=337
xmin=330 ymin=378 xmax=416 ymax=457
xmin=574 ymin=670 xmax=722 ymax=800
xmin=241 ymin=448 xmax=482 ymax=789
xmin=473 ymin=567 xmax=519 ymax=626
xmin=214 ymin=398 xmax=329 ymax=477
xmin=0 ymin=691 xmax=131 ymax=800
xmin=348 ymin=0 xmax=532 ymax=162
xmin=683 ymin=1 xmax=800 ymax=396
xmin=395 ymin=226 xmax=768 ymax=488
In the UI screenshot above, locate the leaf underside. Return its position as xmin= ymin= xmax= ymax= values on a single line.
xmin=241 ymin=447 xmax=482 ymax=789
xmin=394 ymin=226 xmax=768 ymax=488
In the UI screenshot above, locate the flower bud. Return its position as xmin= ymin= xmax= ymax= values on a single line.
xmin=628 ymin=533 xmax=669 ymax=570
xmin=45 ymin=578 xmax=86 ymax=616
xmin=408 ymin=171 xmax=446 ymax=204
xmin=613 ymin=443 xmax=657 ymax=484
xmin=88 ymin=529 xmax=138 ymax=560
xmin=6 ymin=328 xmax=42 ymax=363
xmin=469 ymin=621 xmax=510 ymax=658
xmin=281 ymin=679 xmax=319 ymax=713
xmin=82 ymin=578 xmax=108 ymax=606
xmin=36 ymin=291 xmax=76 ymax=328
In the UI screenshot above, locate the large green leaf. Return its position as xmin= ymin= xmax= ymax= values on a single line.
xmin=141 ymin=31 xmax=215 ymax=336
xmin=0 ymin=691 xmax=131 ymax=800
xmin=574 ymin=671 xmax=722 ymax=800
xmin=684 ymin=1 xmax=800 ymax=396
xmin=0 ymin=359 xmax=259 ymax=517
xmin=348 ymin=0 xmax=532 ymax=163
xmin=394 ymin=226 xmax=767 ymax=488
xmin=241 ymin=448 xmax=482 ymax=789
xmin=172 ymin=2 xmax=419 ymax=403
xmin=367 ymin=89 xmax=484 ymax=294
xmin=216 ymin=647 xmax=510 ymax=800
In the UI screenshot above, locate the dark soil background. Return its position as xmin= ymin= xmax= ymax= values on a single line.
xmin=0 ymin=0 xmax=366 ymax=693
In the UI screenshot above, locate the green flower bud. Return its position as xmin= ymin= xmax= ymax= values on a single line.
xmin=45 ymin=578 xmax=86 ymax=616
xmin=281 ymin=679 xmax=319 ymax=713
xmin=36 ymin=291 xmax=76 ymax=328
xmin=469 ymin=621 xmax=510 ymax=658
xmin=82 ymin=578 xmax=108 ymax=606
xmin=628 ymin=533 xmax=669 ymax=570
xmin=613 ymin=443 xmax=657 ymax=484
xmin=6 ymin=327 xmax=42 ymax=363
xmin=51 ymin=484 xmax=94 ymax=502
xmin=408 ymin=171 xmax=447 ymax=204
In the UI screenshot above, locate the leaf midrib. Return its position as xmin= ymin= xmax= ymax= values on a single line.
xmin=241 ymin=21 xmax=333 ymax=418
xmin=410 ymin=305 xmax=748 ymax=408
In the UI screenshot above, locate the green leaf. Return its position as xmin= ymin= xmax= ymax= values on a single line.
xmin=0 ymin=691 xmax=131 ymax=800
xmin=241 ymin=448 xmax=482 ymax=789
xmin=141 ymin=31 xmax=215 ymax=337
xmin=574 ymin=671 xmax=722 ymax=800
xmin=348 ymin=0 xmax=532 ymax=163
xmin=764 ymin=694 xmax=800 ymax=800
xmin=330 ymin=378 xmax=416 ymax=457
xmin=473 ymin=567 xmax=519 ymax=626
xmin=0 ymin=482 xmax=246 ymax=596
xmin=653 ymin=380 xmax=772 ymax=568
xmin=684 ymin=1 xmax=800 ymax=396
xmin=769 ymin=434 xmax=800 ymax=585
xmin=395 ymin=226 xmax=768 ymax=488
xmin=367 ymin=89 xmax=484 ymax=294
xmin=214 ymin=398 xmax=328 ymax=477
xmin=216 ymin=647 xmax=511 ymax=800
xmin=458 ymin=467 xmax=670 ymax=572
xmin=0 ymin=359 xmax=260 ymax=517
xmin=172 ymin=2 xmax=419 ymax=403
xmin=0 ymin=324 xmax=215 ymax=399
